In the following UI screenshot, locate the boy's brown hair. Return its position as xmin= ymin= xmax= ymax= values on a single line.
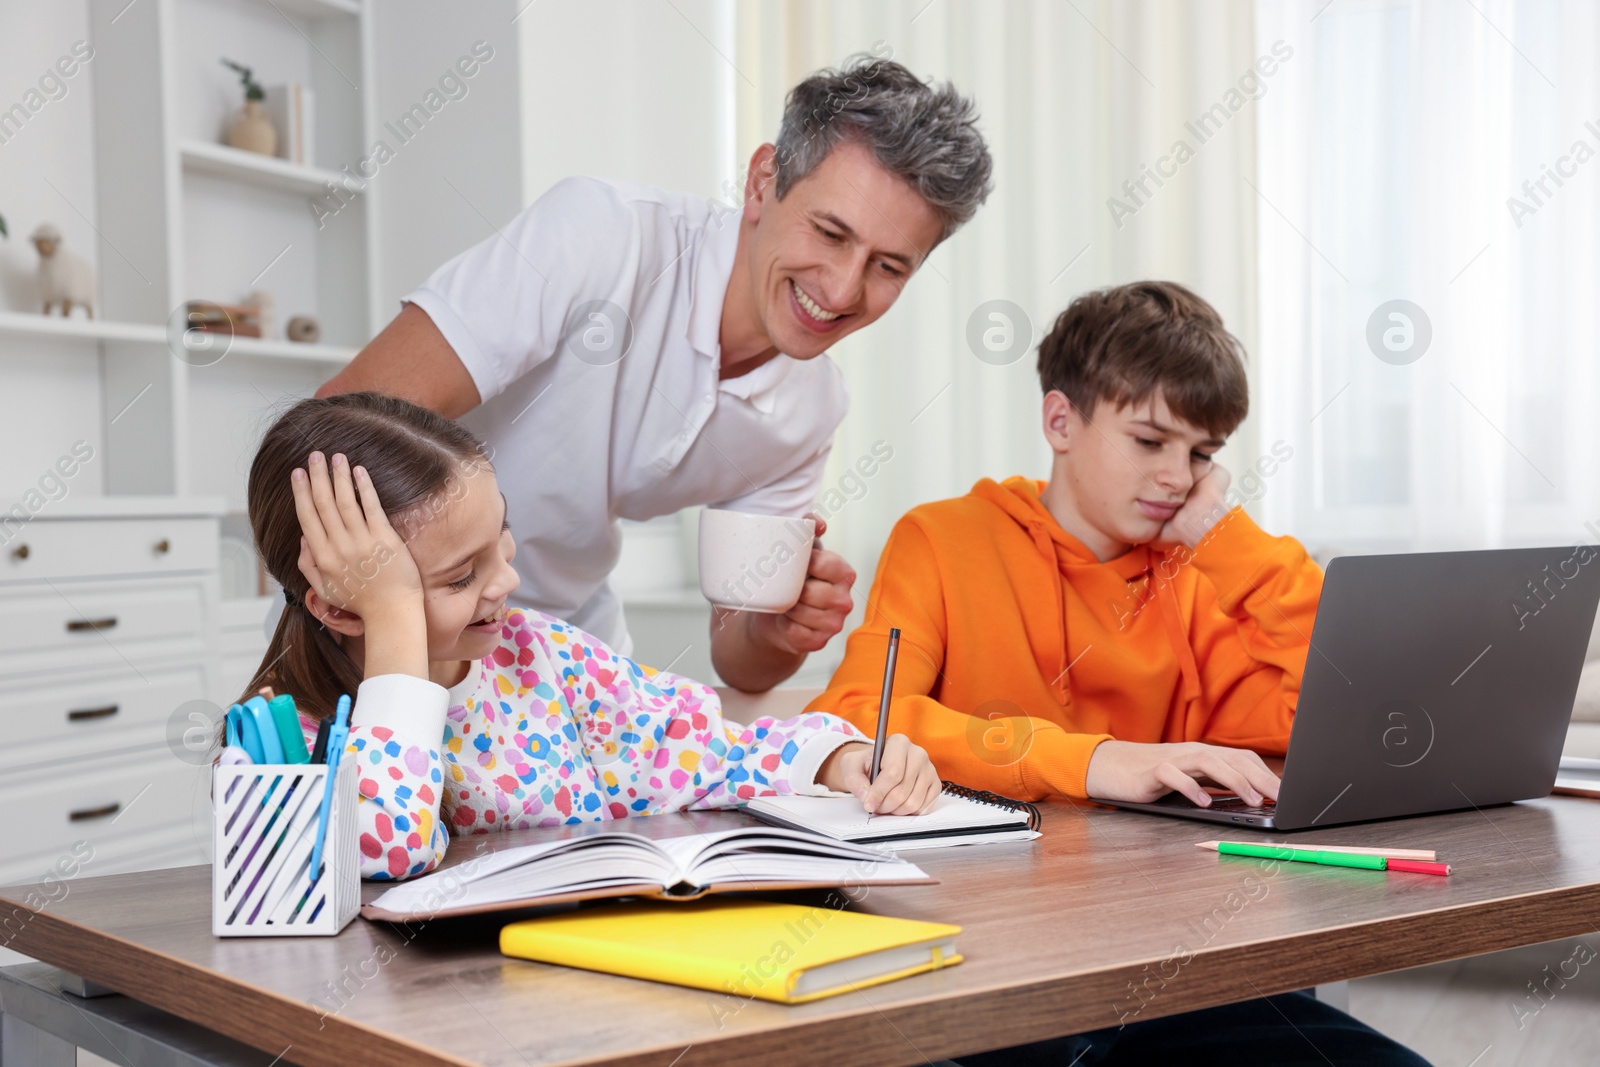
xmin=1036 ymin=281 xmax=1249 ymax=436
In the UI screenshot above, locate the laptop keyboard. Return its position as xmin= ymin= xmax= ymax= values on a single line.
xmin=1206 ymin=796 xmax=1277 ymax=816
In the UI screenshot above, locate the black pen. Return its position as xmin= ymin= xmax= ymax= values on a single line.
xmin=869 ymin=627 xmax=901 ymax=785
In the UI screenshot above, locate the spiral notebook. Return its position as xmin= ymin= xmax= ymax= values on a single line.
xmin=745 ymin=781 xmax=1043 ymax=850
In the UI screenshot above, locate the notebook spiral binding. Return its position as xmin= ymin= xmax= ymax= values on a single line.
xmin=940 ymin=780 xmax=1043 ymax=832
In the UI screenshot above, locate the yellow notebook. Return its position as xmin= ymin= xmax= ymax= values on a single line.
xmin=500 ymin=899 xmax=962 ymax=1004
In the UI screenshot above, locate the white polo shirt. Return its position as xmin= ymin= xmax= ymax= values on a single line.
xmin=404 ymin=177 xmax=849 ymax=653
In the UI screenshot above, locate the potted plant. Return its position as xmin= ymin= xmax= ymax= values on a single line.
xmin=221 ymin=58 xmax=277 ymax=156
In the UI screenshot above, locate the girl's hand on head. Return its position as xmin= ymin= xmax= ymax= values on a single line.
xmin=290 ymin=451 xmax=424 ymax=621
xmin=819 ymin=735 xmax=942 ymax=816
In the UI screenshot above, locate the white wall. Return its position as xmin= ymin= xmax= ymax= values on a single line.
xmin=0 ymin=4 xmax=99 ymax=312
xmin=372 ymin=0 xmax=524 ymax=308
xmin=0 ymin=2 xmax=106 ymax=498
xmin=516 ymin=0 xmax=734 ymax=204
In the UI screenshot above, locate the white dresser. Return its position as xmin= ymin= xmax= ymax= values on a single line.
xmin=0 ymin=498 xmax=224 ymax=887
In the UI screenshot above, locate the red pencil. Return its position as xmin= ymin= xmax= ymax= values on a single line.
xmin=1386 ymin=858 xmax=1451 ymax=876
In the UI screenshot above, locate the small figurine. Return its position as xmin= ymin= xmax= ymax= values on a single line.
xmin=32 ymin=223 xmax=96 ymax=319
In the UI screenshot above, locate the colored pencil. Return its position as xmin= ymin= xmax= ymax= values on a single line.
xmin=1196 ymin=840 xmax=1436 ymax=862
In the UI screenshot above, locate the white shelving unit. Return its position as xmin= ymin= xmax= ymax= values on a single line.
xmin=10 ymin=0 xmax=381 ymax=697
xmin=6 ymin=0 xmax=524 ymax=704
xmin=76 ymin=0 xmax=380 ymax=506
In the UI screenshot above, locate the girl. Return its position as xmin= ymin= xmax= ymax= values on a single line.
xmin=241 ymin=392 xmax=940 ymax=881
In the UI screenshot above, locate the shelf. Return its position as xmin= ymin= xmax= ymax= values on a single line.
xmin=0 ymin=310 xmax=354 ymax=365
xmin=0 ymin=309 xmax=164 ymax=345
xmin=206 ymin=334 xmax=356 ymax=365
xmin=179 ymin=140 xmax=361 ymax=198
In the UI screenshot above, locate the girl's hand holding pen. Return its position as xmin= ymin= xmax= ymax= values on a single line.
xmin=289 ymin=450 xmax=428 ymax=679
xmin=819 ymin=735 xmax=942 ymax=816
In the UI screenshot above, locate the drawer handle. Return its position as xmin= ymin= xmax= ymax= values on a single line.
xmin=11 ymin=543 xmax=28 ymax=560
xmin=69 ymin=802 xmax=121 ymax=822
xmin=67 ymin=704 xmax=121 ymax=722
xmin=66 ymin=616 xmax=119 ymax=633
xmin=154 ymin=538 xmax=171 ymax=554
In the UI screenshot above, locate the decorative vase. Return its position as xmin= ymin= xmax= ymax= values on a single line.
xmin=228 ymin=100 xmax=277 ymax=156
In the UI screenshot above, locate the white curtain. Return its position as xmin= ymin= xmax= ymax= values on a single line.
xmin=1256 ymin=0 xmax=1600 ymax=554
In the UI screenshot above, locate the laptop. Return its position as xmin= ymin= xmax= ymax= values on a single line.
xmin=1094 ymin=546 xmax=1600 ymax=830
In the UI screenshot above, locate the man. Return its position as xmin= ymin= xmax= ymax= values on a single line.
xmin=317 ymin=54 xmax=993 ymax=691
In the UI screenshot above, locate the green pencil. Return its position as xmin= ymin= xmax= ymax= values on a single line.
xmin=1216 ymin=841 xmax=1387 ymax=870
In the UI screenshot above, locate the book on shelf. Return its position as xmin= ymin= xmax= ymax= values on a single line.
xmin=264 ymin=83 xmax=315 ymax=166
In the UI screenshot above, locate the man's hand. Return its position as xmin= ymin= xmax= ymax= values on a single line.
xmin=1085 ymin=739 xmax=1280 ymax=808
xmin=753 ymin=514 xmax=856 ymax=655
xmin=818 ymin=735 xmax=941 ymax=815
xmin=1154 ymin=463 xmax=1232 ymax=550
xmin=711 ymin=514 xmax=855 ymax=691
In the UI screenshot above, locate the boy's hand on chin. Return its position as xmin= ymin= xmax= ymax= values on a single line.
xmin=1154 ymin=463 xmax=1232 ymax=550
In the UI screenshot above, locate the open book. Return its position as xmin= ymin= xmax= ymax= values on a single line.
xmin=361 ymin=814 xmax=935 ymax=922
xmin=746 ymin=781 xmax=1043 ymax=849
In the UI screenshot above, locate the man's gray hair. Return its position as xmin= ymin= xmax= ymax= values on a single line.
xmin=773 ymin=53 xmax=993 ymax=243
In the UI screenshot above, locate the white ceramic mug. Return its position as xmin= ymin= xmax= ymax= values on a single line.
xmin=698 ymin=509 xmax=815 ymax=613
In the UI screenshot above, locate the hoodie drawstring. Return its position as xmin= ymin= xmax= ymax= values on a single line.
xmin=1151 ymin=561 xmax=1205 ymax=739
xmin=1026 ymin=522 xmax=1071 ymax=706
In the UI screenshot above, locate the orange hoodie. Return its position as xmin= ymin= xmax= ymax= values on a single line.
xmin=806 ymin=476 xmax=1324 ymax=801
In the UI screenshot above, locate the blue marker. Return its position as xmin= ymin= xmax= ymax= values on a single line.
xmin=308 ymin=694 xmax=351 ymax=880
xmin=243 ymin=696 xmax=285 ymax=763
xmin=226 ymin=704 xmax=267 ymax=763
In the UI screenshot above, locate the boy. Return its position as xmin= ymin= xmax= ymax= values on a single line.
xmin=810 ymin=280 xmax=1310 ymax=809
xmin=809 ymin=281 xmax=1430 ymax=1065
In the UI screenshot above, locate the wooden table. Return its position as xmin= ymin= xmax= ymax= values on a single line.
xmin=4 ymin=796 xmax=1600 ymax=1067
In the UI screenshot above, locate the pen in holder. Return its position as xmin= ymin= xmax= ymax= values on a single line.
xmin=211 ymin=758 xmax=359 ymax=937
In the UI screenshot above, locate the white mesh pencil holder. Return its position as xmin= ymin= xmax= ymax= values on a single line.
xmin=212 ymin=760 xmax=360 ymax=937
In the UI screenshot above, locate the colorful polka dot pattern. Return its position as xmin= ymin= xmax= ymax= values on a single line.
xmin=302 ymin=609 xmax=861 ymax=881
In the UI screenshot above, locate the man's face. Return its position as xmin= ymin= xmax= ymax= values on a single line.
xmin=1058 ymin=392 xmax=1226 ymax=547
xmin=742 ymin=140 xmax=945 ymax=360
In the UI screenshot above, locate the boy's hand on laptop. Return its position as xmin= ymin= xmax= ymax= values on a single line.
xmin=1086 ymin=740 xmax=1280 ymax=808
xmin=819 ymin=735 xmax=942 ymax=816
xmin=1154 ymin=464 xmax=1232 ymax=550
